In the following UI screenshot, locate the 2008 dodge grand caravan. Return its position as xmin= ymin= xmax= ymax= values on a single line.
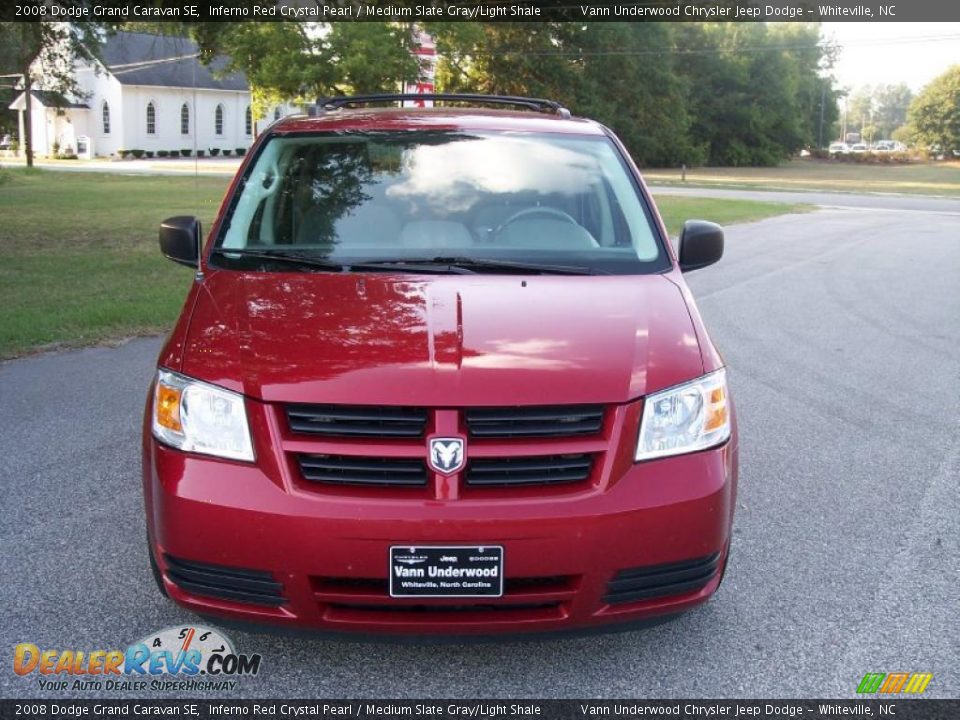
xmin=143 ymin=94 xmax=738 ymax=637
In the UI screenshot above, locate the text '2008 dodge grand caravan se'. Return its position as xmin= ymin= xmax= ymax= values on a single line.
xmin=143 ymin=94 xmax=738 ymax=637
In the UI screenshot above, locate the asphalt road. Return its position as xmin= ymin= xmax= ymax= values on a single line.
xmin=1 ymin=199 xmax=957 ymax=700
xmin=650 ymin=185 xmax=960 ymax=217
xmin=649 ymin=184 xmax=960 ymax=215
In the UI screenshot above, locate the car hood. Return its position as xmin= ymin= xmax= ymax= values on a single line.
xmin=180 ymin=271 xmax=704 ymax=405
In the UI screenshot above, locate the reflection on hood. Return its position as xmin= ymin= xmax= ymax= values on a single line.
xmin=180 ymin=272 xmax=704 ymax=406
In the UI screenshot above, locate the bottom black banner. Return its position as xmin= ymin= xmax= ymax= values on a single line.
xmin=1 ymin=700 xmax=958 ymax=720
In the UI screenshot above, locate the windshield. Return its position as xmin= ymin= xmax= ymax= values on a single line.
xmin=215 ymin=131 xmax=668 ymax=275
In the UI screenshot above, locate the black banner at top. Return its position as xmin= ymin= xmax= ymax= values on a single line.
xmin=2 ymin=0 xmax=960 ymax=22
xmin=2 ymin=700 xmax=960 ymax=720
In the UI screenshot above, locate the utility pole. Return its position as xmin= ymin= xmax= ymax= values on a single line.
xmin=818 ymin=79 xmax=826 ymax=149
xmin=841 ymin=95 xmax=848 ymax=143
xmin=21 ymin=69 xmax=33 ymax=168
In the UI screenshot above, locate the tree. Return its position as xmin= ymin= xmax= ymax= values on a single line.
xmin=846 ymin=86 xmax=874 ymax=135
xmin=843 ymin=83 xmax=913 ymax=140
xmin=431 ymin=22 xmax=696 ymax=166
xmin=767 ymin=23 xmax=840 ymax=151
xmin=890 ymin=124 xmax=913 ymax=145
xmin=24 ymin=19 xmax=837 ymax=169
xmin=0 ymin=22 xmax=108 ymax=167
xmin=0 ymin=29 xmax=19 ymax=138
xmin=189 ymin=22 xmax=419 ymax=120
xmin=565 ymin=23 xmax=697 ymax=167
xmin=678 ymin=23 xmax=838 ymax=165
xmin=907 ymin=65 xmax=960 ymax=154
xmin=323 ymin=23 xmax=419 ymax=95
xmin=429 ymin=22 xmax=839 ymax=167
xmin=194 ymin=22 xmax=319 ymax=128
xmin=860 ymin=124 xmax=879 ymax=144
xmin=199 ymin=22 xmax=319 ymax=99
xmin=873 ymin=83 xmax=912 ymax=139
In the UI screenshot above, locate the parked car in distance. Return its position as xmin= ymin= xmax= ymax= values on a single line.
xmin=829 ymin=142 xmax=850 ymax=155
xmin=144 ymin=93 xmax=739 ymax=637
xmin=874 ymin=140 xmax=906 ymax=152
xmin=850 ymin=143 xmax=868 ymax=153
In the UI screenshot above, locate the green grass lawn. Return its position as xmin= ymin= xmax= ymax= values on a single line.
xmin=644 ymin=158 xmax=960 ymax=197
xmin=0 ymin=168 xmax=805 ymax=359
xmin=653 ymin=196 xmax=806 ymax=235
xmin=0 ymin=170 xmax=226 ymax=359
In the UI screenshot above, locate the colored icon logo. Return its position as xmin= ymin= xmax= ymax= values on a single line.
xmin=857 ymin=673 xmax=933 ymax=694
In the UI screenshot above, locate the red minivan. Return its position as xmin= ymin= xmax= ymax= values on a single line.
xmin=143 ymin=94 xmax=738 ymax=637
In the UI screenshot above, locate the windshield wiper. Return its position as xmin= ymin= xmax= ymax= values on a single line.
xmin=211 ymin=248 xmax=347 ymax=271
xmin=360 ymin=256 xmax=599 ymax=275
xmin=211 ymin=250 xmax=597 ymax=276
xmin=211 ymin=249 xmax=461 ymax=274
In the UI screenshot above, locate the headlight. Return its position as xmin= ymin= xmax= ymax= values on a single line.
xmin=152 ymin=369 xmax=254 ymax=462
xmin=636 ymin=368 xmax=730 ymax=462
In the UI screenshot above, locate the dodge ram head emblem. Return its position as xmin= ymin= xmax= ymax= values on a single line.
xmin=429 ymin=437 xmax=466 ymax=475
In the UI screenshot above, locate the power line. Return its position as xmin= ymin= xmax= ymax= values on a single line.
xmin=452 ymin=33 xmax=960 ymax=58
xmin=108 ymin=53 xmax=201 ymax=76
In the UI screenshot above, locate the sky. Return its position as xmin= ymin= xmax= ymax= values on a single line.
xmin=822 ymin=22 xmax=960 ymax=91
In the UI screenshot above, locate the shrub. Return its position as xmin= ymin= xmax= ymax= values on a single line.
xmin=818 ymin=150 xmax=919 ymax=165
xmin=169 ymin=149 xmax=180 ymax=158
xmin=222 ymin=148 xmax=232 ymax=157
xmin=235 ymin=147 xmax=246 ymax=157
xmin=181 ymin=148 xmax=192 ymax=157
xmin=118 ymin=149 xmax=131 ymax=159
xmin=157 ymin=150 xmax=169 ymax=158
xmin=130 ymin=149 xmax=145 ymax=159
xmin=209 ymin=148 xmax=221 ymax=157
xmin=196 ymin=150 xmax=205 ymax=158
xmin=145 ymin=150 xmax=155 ymax=159
xmin=56 ymin=153 xmax=78 ymax=160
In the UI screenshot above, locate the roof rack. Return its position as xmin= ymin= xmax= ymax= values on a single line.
xmin=313 ymin=93 xmax=572 ymax=119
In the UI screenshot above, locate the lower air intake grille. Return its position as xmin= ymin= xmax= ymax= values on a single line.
xmin=466 ymin=405 xmax=604 ymax=438
xmin=286 ymin=404 xmax=427 ymax=438
xmin=604 ymin=553 xmax=721 ymax=605
xmin=466 ymin=454 xmax=594 ymax=487
xmin=298 ymin=454 xmax=428 ymax=487
xmin=165 ymin=555 xmax=285 ymax=606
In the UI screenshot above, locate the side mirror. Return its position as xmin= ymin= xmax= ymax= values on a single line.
xmin=159 ymin=216 xmax=201 ymax=268
xmin=678 ymin=220 xmax=724 ymax=272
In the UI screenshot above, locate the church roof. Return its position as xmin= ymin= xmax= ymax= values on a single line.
xmin=101 ymin=32 xmax=248 ymax=91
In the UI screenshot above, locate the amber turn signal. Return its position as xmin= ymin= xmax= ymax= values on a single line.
xmin=155 ymin=381 xmax=183 ymax=433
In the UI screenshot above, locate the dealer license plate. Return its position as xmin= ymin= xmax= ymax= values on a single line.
xmin=389 ymin=545 xmax=504 ymax=598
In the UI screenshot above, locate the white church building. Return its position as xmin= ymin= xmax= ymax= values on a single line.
xmin=10 ymin=32 xmax=293 ymax=159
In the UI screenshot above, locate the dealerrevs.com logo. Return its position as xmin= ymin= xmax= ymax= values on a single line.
xmin=13 ymin=625 xmax=261 ymax=692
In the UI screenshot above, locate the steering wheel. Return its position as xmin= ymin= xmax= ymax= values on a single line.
xmin=496 ymin=206 xmax=580 ymax=235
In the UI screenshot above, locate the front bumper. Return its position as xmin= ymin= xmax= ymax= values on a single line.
xmin=143 ymin=432 xmax=738 ymax=636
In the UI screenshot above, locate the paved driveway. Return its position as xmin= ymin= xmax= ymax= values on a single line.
xmin=649 ymin=184 xmax=960 ymax=215
xmin=1 ymin=202 xmax=957 ymax=699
